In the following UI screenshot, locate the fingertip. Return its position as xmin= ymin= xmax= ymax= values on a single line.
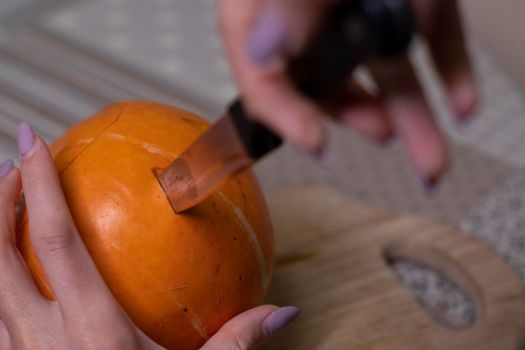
xmin=0 ymin=160 xmax=14 ymax=179
xmin=0 ymin=160 xmax=20 ymax=193
xmin=420 ymin=174 xmax=440 ymax=196
xmin=381 ymin=136 xmax=396 ymax=147
xmin=18 ymin=134 xmax=65 ymax=215
xmin=17 ymin=122 xmax=36 ymax=159
xmin=201 ymin=304 xmax=281 ymax=349
xmin=262 ymin=306 xmax=301 ymax=337
xmin=398 ymin=118 xmax=449 ymax=191
xmin=341 ymin=109 xmax=394 ymax=145
xmin=17 ymin=127 xmax=52 ymax=174
xmin=0 ymin=160 xmax=21 ymax=213
xmin=449 ymin=77 xmax=479 ymax=122
xmin=288 ymin=119 xmax=326 ymax=156
xmin=283 ymin=106 xmax=326 ymax=155
xmin=247 ymin=5 xmax=288 ymax=64
xmin=414 ymin=148 xmax=449 ymax=194
xmin=19 ymin=135 xmax=51 ymax=167
xmin=364 ymin=128 xmax=394 ymax=147
xmin=329 ymin=79 xmax=394 ymax=146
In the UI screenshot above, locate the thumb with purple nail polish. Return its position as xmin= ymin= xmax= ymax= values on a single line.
xmin=201 ymin=305 xmax=300 ymax=349
xmin=263 ymin=306 xmax=300 ymax=336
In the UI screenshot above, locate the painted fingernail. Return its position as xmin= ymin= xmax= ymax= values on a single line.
xmin=314 ymin=149 xmax=334 ymax=168
xmin=421 ymin=175 xmax=439 ymax=195
xmin=0 ymin=159 xmax=13 ymax=178
xmin=247 ymin=6 xmax=287 ymax=63
xmin=319 ymin=149 xmax=333 ymax=167
xmin=451 ymin=80 xmax=478 ymax=118
xmin=263 ymin=306 xmax=300 ymax=336
xmin=385 ymin=137 xmax=396 ymax=147
xmin=376 ymin=136 xmax=396 ymax=147
xmin=17 ymin=122 xmax=35 ymax=157
xmin=298 ymin=147 xmax=332 ymax=167
xmin=457 ymin=113 xmax=476 ymax=131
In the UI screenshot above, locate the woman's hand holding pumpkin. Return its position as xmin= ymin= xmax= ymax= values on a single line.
xmin=0 ymin=123 xmax=298 ymax=349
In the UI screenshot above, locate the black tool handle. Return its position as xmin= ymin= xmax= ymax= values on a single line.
xmin=230 ymin=0 xmax=415 ymax=160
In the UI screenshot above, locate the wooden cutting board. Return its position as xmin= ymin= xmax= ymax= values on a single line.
xmin=262 ymin=187 xmax=525 ymax=349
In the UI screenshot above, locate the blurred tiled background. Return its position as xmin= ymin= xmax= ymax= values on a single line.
xmin=2 ymin=0 xmax=525 ymax=333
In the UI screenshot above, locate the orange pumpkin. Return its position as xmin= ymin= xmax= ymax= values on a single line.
xmin=17 ymin=101 xmax=274 ymax=349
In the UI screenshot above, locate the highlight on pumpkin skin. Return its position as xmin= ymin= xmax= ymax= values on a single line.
xmin=216 ymin=191 xmax=270 ymax=291
xmin=15 ymin=102 xmax=275 ymax=349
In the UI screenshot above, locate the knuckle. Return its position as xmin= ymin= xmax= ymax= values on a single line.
xmin=26 ymin=173 xmax=51 ymax=192
xmin=225 ymin=327 xmax=261 ymax=350
xmin=35 ymin=230 xmax=75 ymax=256
xmin=227 ymin=329 xmax=248 ymax=350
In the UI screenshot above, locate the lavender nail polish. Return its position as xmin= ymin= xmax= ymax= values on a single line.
xmin=457 ymin=114 xmax=476 ymax=132
xmin=17 ymin=122 xmax=35 ymax=157
xmin=0 ymin=159 xmax=13 ymax=178
xmin=312 ymin=149 xmax=333 ymax=169
xmin=247 ymin=7 xmax=287 ymax=63
xmin=382 ymin=136 xmax=396 ymax=147
xmin=263 ymin=306 xmax=300 ymax=336
xmin=318 ymin=149 xmax=333 ymax=167
xmin=298 ymin=147 xmax=331 ymax=167
xmin=421 ymin=176 xmax=439 ymax=196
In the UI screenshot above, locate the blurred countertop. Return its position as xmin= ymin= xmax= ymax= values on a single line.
xmin=464 ymin=0 xmax=525 ymax=92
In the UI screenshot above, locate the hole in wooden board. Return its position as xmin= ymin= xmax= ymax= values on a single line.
xmin=383 ymin=244 xmax=480 ymax=329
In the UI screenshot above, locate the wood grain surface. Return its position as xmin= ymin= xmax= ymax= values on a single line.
xmin=262 ymin=187 xmax=525 ymax=349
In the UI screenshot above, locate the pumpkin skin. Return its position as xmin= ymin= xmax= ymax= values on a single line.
xmin=17 ymin=101 xmax=274 ymax=350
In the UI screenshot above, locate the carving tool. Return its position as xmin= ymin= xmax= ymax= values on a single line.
xmin=158 ymin=0 xmax=415 ymax=212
